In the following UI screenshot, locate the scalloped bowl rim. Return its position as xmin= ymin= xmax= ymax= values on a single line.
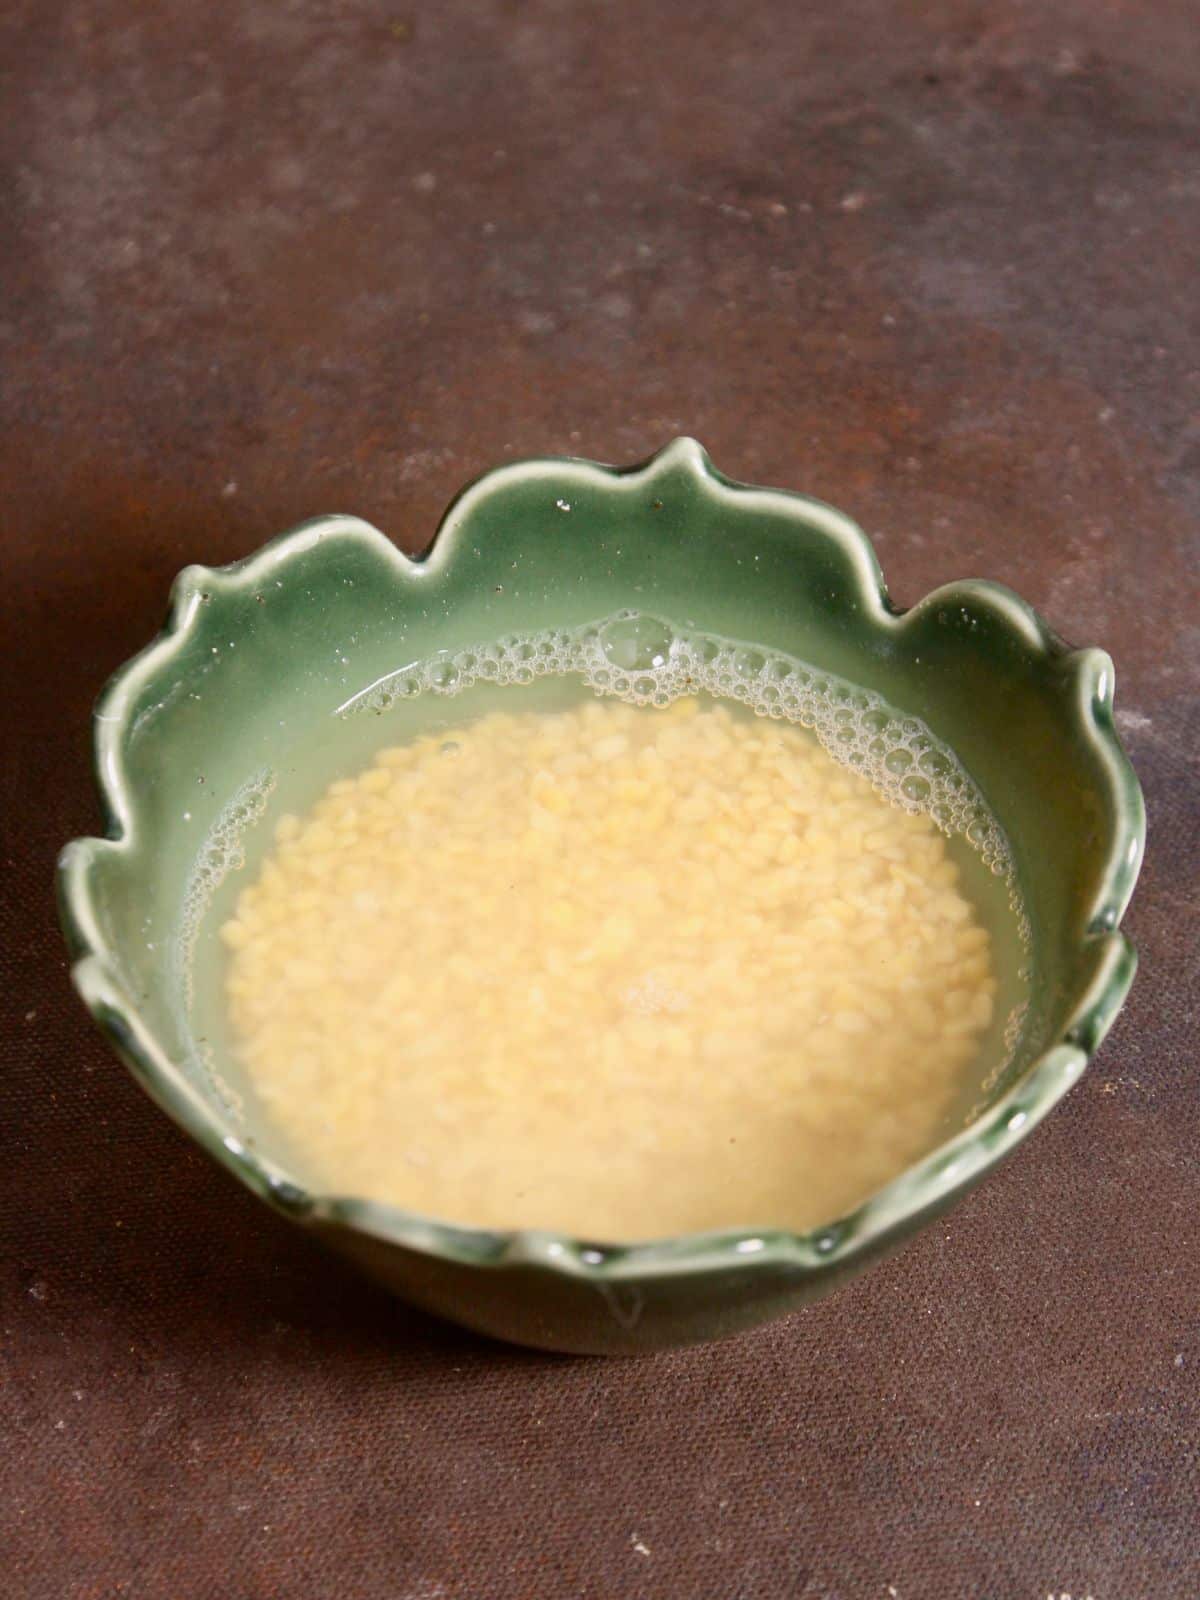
xmin=57 ymin=438 xmax=1144 ymax=1284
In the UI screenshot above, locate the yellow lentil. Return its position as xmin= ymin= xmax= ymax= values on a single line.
xmin=222 ymin=698 xmax=999 ymax=1239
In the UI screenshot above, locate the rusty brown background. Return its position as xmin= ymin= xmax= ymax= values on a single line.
xmin=3 ymin=2 xmax=1198 ymax=1597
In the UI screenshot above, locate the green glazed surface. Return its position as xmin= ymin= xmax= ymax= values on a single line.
xmin=58 ymin=439 xmax=1144 ymax=1353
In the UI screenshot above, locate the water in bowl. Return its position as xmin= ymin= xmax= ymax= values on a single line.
xmin=181 ymin=613 xmax=1030 ymax=1241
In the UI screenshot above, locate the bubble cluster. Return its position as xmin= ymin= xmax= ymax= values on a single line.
xmin=175 ymin=769 xmax=276 ymax=1108
xmin=342 ymin=610 xmax=1019 ymax=881
xmin=965 ymin=1000 xmax=1033 ymax=1123
xmin=181 ymin=770 xmax=277 ymax=939
xmin=192 ymin=1035 xmax=244 ymax=1125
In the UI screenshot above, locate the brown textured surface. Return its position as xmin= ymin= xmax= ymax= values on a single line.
xmin=3 ymin=2 xmax=1198 ymax=1595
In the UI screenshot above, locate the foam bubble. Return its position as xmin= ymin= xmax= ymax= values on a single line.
xmin=599 ymin=614 xmax=675 ymax=672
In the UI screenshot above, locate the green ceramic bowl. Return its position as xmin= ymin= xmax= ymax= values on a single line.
xmin=58 ymin=439 xmax=1143 ymax=1354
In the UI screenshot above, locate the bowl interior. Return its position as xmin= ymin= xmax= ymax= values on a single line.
xmin=67 ymin=445 xmax=1140 ymax=1235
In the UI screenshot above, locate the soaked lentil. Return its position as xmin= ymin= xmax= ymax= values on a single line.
xmin=222 ymin=697 xmax=998 ymax=1238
